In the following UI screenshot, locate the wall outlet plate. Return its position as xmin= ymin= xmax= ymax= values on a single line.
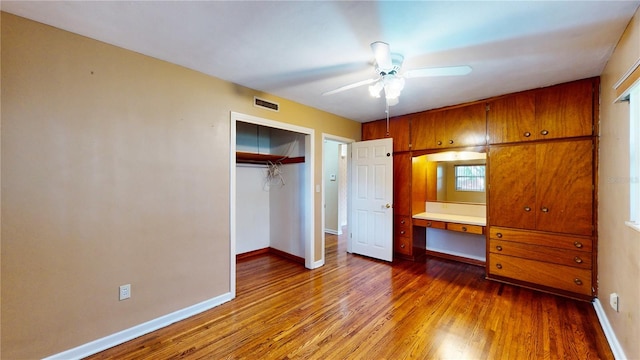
xmin=609 ymin=292 xmax=619 ymax=312
xmin=119 ymin=284 xmax=131 ymax=301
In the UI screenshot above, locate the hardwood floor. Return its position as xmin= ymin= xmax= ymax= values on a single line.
xmin=87 ymin=233 xmax=613 ymax=359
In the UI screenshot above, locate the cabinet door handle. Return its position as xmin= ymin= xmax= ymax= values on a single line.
xmin=427 ymin=221 xmax=432 ymax=227
xmin=574 ymin=256 xmax=583 ymax=264
xmin=449 ymin=140 xmax=454 ymax=144
xmin=400 ymin=230 xmax=405 ymax=235
xmin=496 ymin=263 xmax=503 ymax=269
xmin=400 ymin=243 xmax=406 ymax=248
xmin=496 ymin=232 xmax=503 ymax=238
xmin=574 ymin=241 xmax=583 ymax=249
xmin=524 ymin=206 xmax=531 ymax=212
xmin=437 ymin=141 xmax=443 ymax=146
xmin=400 ymin=219 xmax=405 ymax=224
xmin=496 ymin=245 xmax=503 ymax=251
xmin=524 ymin=131 xmax=531 ymax=137
xmin=541 ymin=207 xmax=549 ymax=213
xmin=461 ymin=226 xmax=467 ymax=232
xmin=574 ymin=278 xmax=583 ymax=286
xmin=540 ymin=129 xmax=549 ymax=135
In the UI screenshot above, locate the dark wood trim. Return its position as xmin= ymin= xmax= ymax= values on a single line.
xmin=236 ymin=248 xmax=270 ymax=261
xmin=236 ymin=151 xmax=305 ymax=165
xmin=237 ymin=247 xmax=304 ymax=265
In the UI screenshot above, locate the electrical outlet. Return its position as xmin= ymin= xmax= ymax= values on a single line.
xmin=119 ymin=284 xmax=131 ymax=301
xmin=609 ymin=292 xmax=619 ymax=312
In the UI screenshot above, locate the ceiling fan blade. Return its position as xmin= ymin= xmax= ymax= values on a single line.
xmin=371 ymin=41 xmax=392 ymax=71
xmin=322 ymin=78 xmax=379 ymax=96
xmin=404 ymin=65 xmax=472 ymax=78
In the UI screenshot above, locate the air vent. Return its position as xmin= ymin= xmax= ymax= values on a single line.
xmin=254 ymin=97 xmax=279 ymax=112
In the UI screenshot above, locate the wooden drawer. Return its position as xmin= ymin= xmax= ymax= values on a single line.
xmin=394 ymin=236 xmax=412 ymax=256
xmin=395 ymin=216 xmax=412 ymax=238
xmin=447 ymin=222 xmax=484 ymax=235
xmin=488 ymin=253 xmax=592 ymax=296
xmin=412 ymin=218 xmax=446 ymax=229
xmin=489 ymin=227 xmax=592 ymax=252
xmin=489 ymin=239 xmax=591 ymax=269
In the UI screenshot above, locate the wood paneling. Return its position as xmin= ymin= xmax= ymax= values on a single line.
xmin=86 ymin=233 xmax=613 ymax=359
xmin=536 ymin=79 xmax=594 ymax=140
xmin=487 ymin=92 xmax=536 ymax=143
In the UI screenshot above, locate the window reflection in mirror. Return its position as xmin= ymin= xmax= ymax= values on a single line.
xmin=418 ymin=151 xmax=487 ymax=204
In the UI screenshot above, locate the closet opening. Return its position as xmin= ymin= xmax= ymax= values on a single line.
xmin=229 ymin=112 xmax=315 ymax=298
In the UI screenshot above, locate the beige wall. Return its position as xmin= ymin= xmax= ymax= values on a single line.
xmin=599 ymin=7 xmax=640 ymax=360
xmin=0 ymin=13 xmax=360 ymax=359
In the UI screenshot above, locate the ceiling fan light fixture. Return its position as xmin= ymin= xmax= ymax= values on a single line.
xmin=368 ymin=81 xmax=383 ymax=98
xmin=383 ymin=75 xmax=405 ymax=102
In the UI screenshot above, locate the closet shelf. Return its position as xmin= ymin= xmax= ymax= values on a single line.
xmin=236 ymin=152 xmax=305 ymax=165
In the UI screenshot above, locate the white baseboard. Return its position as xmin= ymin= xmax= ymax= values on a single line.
xmin=43 ymin=292 xmax=234 ymax=360
xmin=324 ymin=229 xmax=339 ymax=235
xmin=593 ymin=298 xmax=626 ymax=360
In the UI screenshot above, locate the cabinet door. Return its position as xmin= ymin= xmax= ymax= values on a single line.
xmin=362 ymin=117 xmax=411 ymax=152
xmin=393 ymin=153 xmax=412 ymax=216
xmin=411 ymin=111 xmax=444 ymax=150
xmin=489 ymin=144 xmax=536 ymax=229
xmin=362 ymin=119 xmax=386 ymax=141
xmin=535 ymin=139 xmax=593 ymax=235
xmin=444 ymin=103 xmax=487 ymax=148
xmin=535 ymin=79 xmax=594 ymax=140
xmin=487 ymin=93 xmax=536 ymax=144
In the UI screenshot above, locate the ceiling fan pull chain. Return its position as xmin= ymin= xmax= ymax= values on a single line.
xmin=385 ymin=103 xmax=390 ymax=137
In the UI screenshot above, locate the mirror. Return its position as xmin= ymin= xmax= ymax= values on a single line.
xmin=418 ymin=151 xmax=486 ymax=204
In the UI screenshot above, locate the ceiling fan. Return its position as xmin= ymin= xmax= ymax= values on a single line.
xmin=323 ymin=41 xmax=472 ymax=106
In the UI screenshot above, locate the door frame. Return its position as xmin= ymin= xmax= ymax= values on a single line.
xmin=230 ymin=112 xmax=315 ymax=298
xmin=321 ymin=133 xmax=355 ymax=257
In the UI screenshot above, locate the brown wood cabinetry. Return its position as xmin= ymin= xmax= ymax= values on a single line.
xmin=489 ymin=139 xmax=593 ymax=236
xmin=361 ymin=116 xmax=410 ymax=152
xmin=487 ymin=78 xmax=596 ymax=144
xmin=412 ymin=103 xmax=487 ymax=150
xmin=487 ymin=138 xmax=595 ymax=298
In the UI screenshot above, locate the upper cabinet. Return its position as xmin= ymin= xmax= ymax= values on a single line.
xmin=361 ymin=116 xmax=410 ymax=152
xmin=412 ymin=102 xmax=487 ymax=150
xmin=488 ymin=78 xmax=596 ymax=144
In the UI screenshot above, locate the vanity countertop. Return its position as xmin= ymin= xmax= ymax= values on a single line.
xmin=412 ymin=212 xmax=486 ymax=226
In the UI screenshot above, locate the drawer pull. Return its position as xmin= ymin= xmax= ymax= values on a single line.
xmin=449 ymin=140 xmax=454 ymax=144
xmin=524 ymin=206 xmax=531 ymax=212
xmin=541 ymin=207 xmax=549 ymax=213
xmin=400 ymin=219 xmax=405 ymax=224
xmin=524 ymin=131 xmax=531 ymax=137
xmin=400 ymin=230 xmax=405 ymax=235
xmin=574 ymin=256 xmax=583 ymax=264
xmin=400 ymin=243 xmax=405 ymax=248
xmin=461 ymin=226 xmax=467 ymax=232
xmin=574 ymin=241 xmax=583 ymax=249
xmin=496 ymin=263 xmax=503 ymax=269
xmin=437 ymin=141 xmax=442 ymax=146
xmin=427 ymin=221 xmax=432 ymax=227
xmin=540 ymin=129 xmax=549 ymax=136
xmin=574 ymin=278 xmax=583 ymax=286
xmin=496 ymin=232 xmax=503 ymax=238
xmin=496 ymin=245 xmax=503 ymax=251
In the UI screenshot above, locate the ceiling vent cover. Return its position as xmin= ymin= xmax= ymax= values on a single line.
xmin=254 ymin=97 xmax=279 ymax=112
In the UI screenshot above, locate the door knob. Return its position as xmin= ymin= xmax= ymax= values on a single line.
xmin=385 ymin=204 xmax=391 ymax=208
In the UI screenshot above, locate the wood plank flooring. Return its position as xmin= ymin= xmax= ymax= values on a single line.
xmin=86 ymin=233 xmax=613 ymax=359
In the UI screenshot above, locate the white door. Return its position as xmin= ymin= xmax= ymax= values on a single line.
xmin=350 ymin=138 xmax=393 ymax=262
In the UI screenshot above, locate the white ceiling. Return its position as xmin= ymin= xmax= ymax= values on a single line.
xmin=3 ymin=1 xmax=639 ymax=123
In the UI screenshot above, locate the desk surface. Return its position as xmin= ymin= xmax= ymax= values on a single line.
xmin=413 ymin=212 xmax=486 ymax=226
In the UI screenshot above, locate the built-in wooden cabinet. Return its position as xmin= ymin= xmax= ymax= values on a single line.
xmin=412 ymin=102 xmax=487 ymax=150
xmin=487 ymin=78 xmax=596 ymax=144
xmin=360 ymin=77 xmax=598 ymax=298
xmin=361 ymin=115 xmax=410 ymax=152
xmin=488 ymin=139 xmax=593 ymax=236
